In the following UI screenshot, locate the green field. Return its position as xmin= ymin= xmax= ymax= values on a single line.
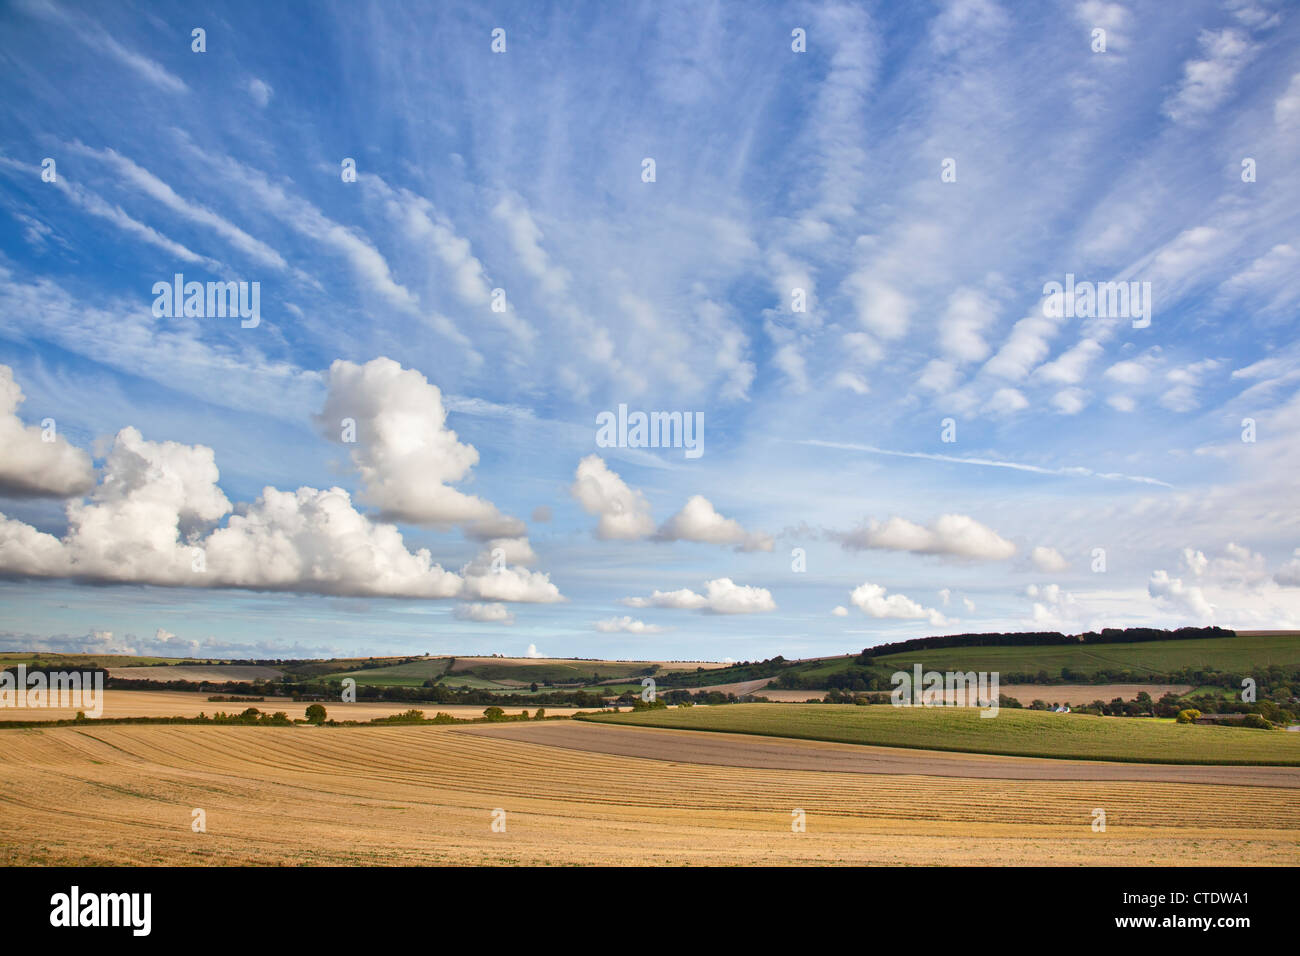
xmin=747 ymin=633 xmax=1300 ymax=689
xmin=0 ymin=652 xmax=204 ymax=668
xmin=582 ymin=703 xmax=1300 ymax=765
xmin=462 ymin=661 xmax=655 ymax=683
xmin=325 ymin=658 xmax=453 ymax=687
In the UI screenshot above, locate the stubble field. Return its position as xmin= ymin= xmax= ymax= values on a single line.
xmin=1 ymin=721 xmax=1296 ymax=866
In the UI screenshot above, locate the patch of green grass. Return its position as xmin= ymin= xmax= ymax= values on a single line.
xmin=869 ymin=634 xmax=1300 ymax=676
xmin=325 ymin=659 xmax=453 ymax=687
xmin=581 ymin=703 xmax=1300 ymax=765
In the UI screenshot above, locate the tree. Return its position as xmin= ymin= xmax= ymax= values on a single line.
xmin=483 ymin=706 xmax=505 ymax=721
xmin=1175 ymin=708 xmax=1201 ymax=724
xmin=530 ymin=682 xmax=538 ymax=693
xmin=305 ymin=704 xmax=327 ymax=724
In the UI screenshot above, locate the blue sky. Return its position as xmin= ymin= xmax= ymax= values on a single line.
xmin=1 ymin=0 xmax=1299 ymax=661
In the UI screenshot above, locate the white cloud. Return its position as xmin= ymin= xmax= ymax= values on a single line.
xmin=831 ymin=605 xmax=849 ymax=617
xmin=621 ymin=578 xmax=776 ymax=615
xmin=1031 ymin=546 xmax=1070 ymax=573
xmin=656 ymin=495 xmax=773 ymax=552
xmin=1104 ymin=359 xmax=1150 ymax=384
xmin=0 ymin=370 xmax=561 ymax=603
xmin=247 ymin=77 xmax=273 ymax=108
xmin=939 ymin=288 xmax=997 ymax=363
xmin=454 ymin=602 xmax=514 ymax=624
xmin=594 ymin=616 xmax=670 ymax=634
xmin=319 ymin=357 xmax=523 ymax=536
xmin=1162 ymin=29 xmax=1256 ymax=123
xmin=525 ymin=643 xmax=544 ymax=658
xmin=983 ymin=314 xmax=1059 ymax=381
xmin=73 ymin=145 xmax=289 ymax=270
xmin=846 ymin=275 xmax=910 ymax=341
xmin=1275 ymin=549 xmax=1300 ymax=587
xmin=0 ymin=365 xmax=94 ymax=498
xmin=1036 ymin=339 xmax=1102 ymax=385
xmin=848 ymin=582 xmax=947 ymax=626
xmin=838 ymin=514 xmax=1016 ymax=560
xmin=1025 ymin=582 xmax=1079 ymax=627
xmin=982 ymin=387 xmax=1024 ymax=416
xmin=1051 ymin=388 xmax=1089 ymax=415
xmin=570 ymin=455 xmax=655 ymax=540
xmin=1275 ymin=72 xmax=1300 ymax=127
xmin=1148 ymin=569 xmax=1215 ymax=621
xmin=983 ymin=387 xmax=1029 ymax=416
xmin=917 ymin=359 xmax=958 ymax=393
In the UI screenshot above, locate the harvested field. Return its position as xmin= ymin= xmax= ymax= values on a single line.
xmin=0 ymin=689 xmax=583 ymax=722
xmin=586 ymin=703 xmax=1300 ymax=764
xmin=0 ymin=722 xmax=1296 ymax=866
xmin=106 ymin=665 xmax=283 ymax=682
xmin=469 ymin=721 xmax=1300 ymax=787
xmin=998 ymin=684 xmax=1193 ymax=705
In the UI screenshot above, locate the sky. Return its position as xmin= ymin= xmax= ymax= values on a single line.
xmin=1 ymin=0 xmax=1298 ymax=662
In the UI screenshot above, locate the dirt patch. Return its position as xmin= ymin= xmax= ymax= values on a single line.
xmin=460 ymin=721 xmax=1300 ymax=788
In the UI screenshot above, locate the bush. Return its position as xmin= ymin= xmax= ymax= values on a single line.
xmin=1241 ymin=713 xmax=1272 ymax=730
xmin=305 ymin=703 xmax=327 ymax=723
xmin=1175 ymin=708 xmax=1201 ymax=724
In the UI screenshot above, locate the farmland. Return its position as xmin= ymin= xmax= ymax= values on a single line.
xmin=584 ymin=703 xmax=1300 ymax=765
xmin=1 ymin=722 xmax=1296 ymax=866
xmin=0 ymin=689 xmax=581 ymax=722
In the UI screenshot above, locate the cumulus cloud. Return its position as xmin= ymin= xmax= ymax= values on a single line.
xmin=594 ymin=616 xmax=670 ymax=634
xmin=1275 ymin=549 xmax=1300 ymax=587
xmin=319 ymin=358 xmax=524 ymax=537
xmin=620 ymin=577 xmax=776 ymax=615
xmin=1031 ymin=546 xmax=1070 ymax=573
xmin=455 ymin=602 xmax=514 ymax=624
xmin=570 ymin=455 xmax=655 ymax=540
xmin=837 ymin=514 xmax=1016 ymax=560
xmin=655 ymin=495 xmax=773 ymax=552
xmin=0 ymin=365 xmax=95 ymax=498
xmin=1180 ymin=542 xmax=1268 ymax=587
xmin=1026 ymin=583 xmax=1079 ymax=627
xmin=831 ymin=605 xmax=848 ymax=617
xmin=1148 ymin=569 xmax=1215 ymax=621
xmin=0 ymin=370 xmax=562 ymax=603
xmin=525 ymin=643 xmax=544 ymax=658
xmin=848 ymin=582 xmax=947 ymax=626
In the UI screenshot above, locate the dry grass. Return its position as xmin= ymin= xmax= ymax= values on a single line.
xmin=0 ymin=723 xmax=1295 ymax=866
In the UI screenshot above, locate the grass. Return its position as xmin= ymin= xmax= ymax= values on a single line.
xmin=325 ymin=658 xmax=452 ymax=687
xmin=0 ymin=652 xmax=202 ymax=668
xmin=581 ymin=703 xmax=1300 ymax=765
